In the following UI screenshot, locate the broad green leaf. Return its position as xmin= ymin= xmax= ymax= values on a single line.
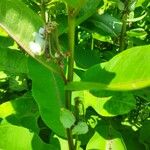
xmin=65 ymin=81 xmax=107 ymax=91
xmin=60 ymin=108 xmax=76 ymax=128
xmin=86 ymin=122 xmax=127 ymax=150
xmin=28 ymin=57 xmax=66 ymax=137
xmin=0 ymin=48 xmax=28 ymax=73
xmin=0 ymin=0 xmax=42 ymax=55
xmin=0 ymin=92 xmax=37 ymax=117
xmin=0 ymin=0 xmax=60 ymax=74
xmin=0 ymin=92 xmax=39 ymax=132
xmin=0 ymin=124 xmax=54 ymax=150
xmin=66 ymin=45 xmax=150 ymax=91
xmin=84 ymin=91 xmax=136 ymax=116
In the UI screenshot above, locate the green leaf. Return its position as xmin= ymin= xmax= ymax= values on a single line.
xmin=65 ymin=81 xmax=107 ymax=91
xmin=58 ymin=0 xmax=102 ymax=35
xmin=0 ymin=101 xmax=15 ymax=119
xmin=127 ymin=12 xmax=147 ymax=22
xmin=0 ymin=124 xmax=54 ymax=150
xmin=0 ymin=35 xmax=14 ymax=48
xmin=0 ymin=0 xmax=42 ymax=55
xmin=0 ymin=48 xmax=28 ymax=73
xmin=0 ymin=92 xmax=39 ymax=132
xmin=60 ymin=108 xmax=76 ymax=128
xmin=117 ymin=0 xmax=125 ymax=11
xmin=28 ymin=57 xmax=66 ymax=137
xmin=121 ymin=127 xmax=145 ymax=150
xmin=75 ymin=47 xmax=101 ymax=69
xmin=72 ymin=121 xmax=89 ymax=135
xmin=86 ymin=122 xmax=127 ymax=150
xmin=0 ymin=0 xmax=60 ymax=74
xmin=127 ymin=28 xmax=147 ymax=40
xmin=8 ymin=74 xmax=28 ymax=92
xmin=84 ymin=91 xmax=136 ymax=116
xmin=140 ymin=120 xmax=150 ymax=146
xmin=134 ymin=87 xmax=150 ymax=101
xmin=82 ymin=13 xmax=122 ymax=37
xmin=136 ymin=0 xmax=146 ymax=7
xmin=63 ymin=0 xmax=80 ymax=8
xmin=76 ymin=0 xmax=103 ymax=25
xmin=50 ymin=134 xmax=69 ymax=150
xmin=66 ymin=45 xmax=150 ymax=91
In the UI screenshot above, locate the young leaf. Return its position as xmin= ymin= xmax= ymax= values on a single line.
xmin=72 ymin=121 xmax=89 ymax=135
xmin=60 ymin=108 xmax=76 ymax=128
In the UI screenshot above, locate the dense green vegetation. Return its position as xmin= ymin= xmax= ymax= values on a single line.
xmin=0 ymin=0 xmax=150 ymax=149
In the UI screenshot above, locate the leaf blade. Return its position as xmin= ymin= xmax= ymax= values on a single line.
xmin=66 ymin=45 xmax=150 ymax=91
xmin=28 ymin=57 xmax=66 ymax=137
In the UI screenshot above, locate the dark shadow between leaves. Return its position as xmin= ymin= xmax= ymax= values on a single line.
xmin=0 ymin=36 xmax=14 ymax=47
xmin=31 ymin=134 xmax=56 ymax=150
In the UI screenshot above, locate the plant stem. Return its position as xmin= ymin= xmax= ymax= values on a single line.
xmin=119 ymin=13 xmax=128 ymax=51
xmin=66 ymin=128 xmax=75 ymax=150
xmin=40 ymin=0 xmax=46 ymax=23
xmin=65 ymin=7 xmax=76 ymax=150
xmin=66 ymin=8 xmax=76 ymax=110
xmin=67 ymin=12 xmax=75 ymax=84
xmin=119 ymin=1 xmax=128 ymax=51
